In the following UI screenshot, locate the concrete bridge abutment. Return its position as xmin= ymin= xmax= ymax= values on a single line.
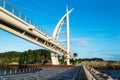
xmin=51 ymin=52 xmax=59 ymax=65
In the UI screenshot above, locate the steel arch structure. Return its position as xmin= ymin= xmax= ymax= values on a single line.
xmin=0 ymin=0 xmax=74 ymax=65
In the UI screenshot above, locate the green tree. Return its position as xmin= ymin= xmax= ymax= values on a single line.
xmin=73 ymin=53 xmax=78 ymax=58
xmin=70 ymin=53 xmax=78 ymax=64
xmin=58 ymin=55 xmax=65 ymax=64
xmin=33 ymin=50 xmax=37 ymax=64
xmin=1 ymin=58 xmax=11 ymax=69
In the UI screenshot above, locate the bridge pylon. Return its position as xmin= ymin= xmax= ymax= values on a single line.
xmin=52 ymin=6 xmax=74 ymax=65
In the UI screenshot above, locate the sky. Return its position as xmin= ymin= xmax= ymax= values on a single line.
xmin=0 ymin=0 xmax=120 ymax=61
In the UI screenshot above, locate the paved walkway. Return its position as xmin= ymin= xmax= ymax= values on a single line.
xmin=0 ymin=67 xmax=81 ymax=80
xmin=48 ymin=66 xmax=80 ymax=80
xmin=78 ymin=66 xmax=88 ymax=80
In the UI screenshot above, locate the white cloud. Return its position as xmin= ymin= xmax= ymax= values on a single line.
xmin=70 ymin=38 xmax=93 ymax=47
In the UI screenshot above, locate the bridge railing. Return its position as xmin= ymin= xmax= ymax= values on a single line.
xmin=0 ymin=0 xmax=68 ymax=52
xmin=0 ymin=0 xmax=50 ymax=36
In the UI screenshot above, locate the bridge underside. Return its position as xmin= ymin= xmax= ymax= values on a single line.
xmin=0 ymin=7 xmax=67 ymax=53
xmin=0 ymin=1 xmax=74 ymax=65
xmin=0 ymin=20 xmax=60 ymax=65
xmin=0 ymin=7 xmax=74 ymax=65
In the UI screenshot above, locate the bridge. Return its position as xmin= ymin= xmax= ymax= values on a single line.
xmin=0 ymin=0 xmax=74 ymax=65
xmin=0 ymin=1 xmax=116 ymax=80
xmin=0 ymin=65 xmax=114 ymax=80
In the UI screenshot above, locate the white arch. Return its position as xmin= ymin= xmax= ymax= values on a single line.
xmin=52 ymin=8 xmax=74 ymax=40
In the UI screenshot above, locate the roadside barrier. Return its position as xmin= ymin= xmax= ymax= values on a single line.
xmin=2 ymin=68 xmax=42 ymax=75
xmin=83 ymin=65 xmax=114 ymax=80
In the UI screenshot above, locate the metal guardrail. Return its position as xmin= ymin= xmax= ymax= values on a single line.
xmin=0 ymin=0 xmax=50 ymax=36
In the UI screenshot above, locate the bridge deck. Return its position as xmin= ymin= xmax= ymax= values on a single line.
xmin=0 ymin=66 xmax=114 ymax=80
xmin=0 ymin=0 xmax=71 ymax=56
xmin=0 ymin=67 xmax=75 ymax=80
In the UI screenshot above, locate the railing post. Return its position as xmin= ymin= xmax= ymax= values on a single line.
xmin=23 ymin=69 xmax=24 ymax=72
xmin=14 ymin=69 xmax=17 ymax=73
xmin=3 ymin=0 xmax=5 ymax=8
xmin=4 ymin=70 xmax=6 ymax=75
xmin=29 ymin=68 xmax=30 ymax=71
xmin=12 ymin=8 xmax=14 ymax=14
xmin=10 ymin=70 xmax=12 ymax=74
xmin=19 ymin=12 xmax=21 ymax=18
xmin=25 ymin=16 xmax=26 ymax=22
xmin=26 ymin=68 xmax=27 ymax=72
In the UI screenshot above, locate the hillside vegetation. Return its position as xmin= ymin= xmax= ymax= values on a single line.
xmin=0 ymin=49 xmax=51 ymax=65
xmin=0 ymin=50 xmax=120 ymax=70
xmin=76 ymin=59 xmax=120 ymax=70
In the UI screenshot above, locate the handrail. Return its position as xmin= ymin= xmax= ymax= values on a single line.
xmin=0 ymin=0 xmax=50 ymax=36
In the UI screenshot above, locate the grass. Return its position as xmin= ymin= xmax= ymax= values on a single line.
xmin=81 ymin=61 xmax=120 ymax=70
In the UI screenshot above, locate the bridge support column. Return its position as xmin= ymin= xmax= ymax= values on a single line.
xmin=51 ymin=52 xmax=59 ymax=65
xmin=67 ymin=54 xmax=70 ymax=65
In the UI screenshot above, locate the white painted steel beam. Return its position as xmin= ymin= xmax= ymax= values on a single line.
xmin=52 ymin=6 xmax=74 ymax=65
xmin=52 ymin=8 xmax=74 ymax=40
xmin=0 ymin=5 xmax=75 ymax=65
xmin=0 ymin=7 xmax=66 ymax=55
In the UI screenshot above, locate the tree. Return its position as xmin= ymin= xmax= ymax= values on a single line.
xmin=0 ymin=49 xmax=52 ymax=67
xmin=1 ymin=58 xmax=11 ymax=70
xmin=58 ymin=55 xmax=65 ymax=64
xmin=33 ymin=51 xmax=37 ymax=64
xmin=70 ymin=53 xmax=78 ymax=64
xmin=73 ymin=53 xmax=78 ymax=58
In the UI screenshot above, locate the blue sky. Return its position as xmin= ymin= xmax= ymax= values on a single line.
xmin=0 ymin=0 xmax=120 ymax=61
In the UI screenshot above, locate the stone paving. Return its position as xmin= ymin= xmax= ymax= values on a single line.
xmin=48 ymin=66 xmax=80 ymax=80
xmin=0 ymin=67 xmax=80 ymax=80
